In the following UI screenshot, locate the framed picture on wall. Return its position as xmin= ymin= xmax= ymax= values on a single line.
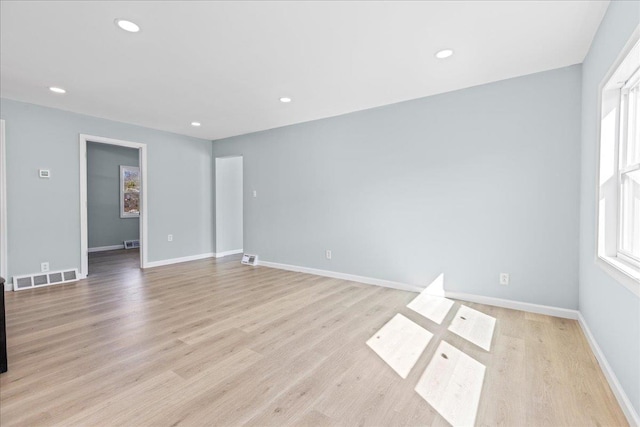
xmin=120 ymin=165 xmax=140 ymax=218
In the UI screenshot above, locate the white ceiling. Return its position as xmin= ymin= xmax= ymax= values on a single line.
xmin=0 ymin=1 xmax=609 ymax=140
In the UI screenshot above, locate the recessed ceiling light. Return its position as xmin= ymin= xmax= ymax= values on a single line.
xmin=115 ymin=19 xmax=140 ymax=33
xmin=191 ymin=122 xmax=201 ymax=127
xmin=279 ymin=97 xmax=292 ymax=103
xmin=49 ymin=86 xmax=66 ymax=94
xmin=435 ymin=49 xmax=454 ymax=59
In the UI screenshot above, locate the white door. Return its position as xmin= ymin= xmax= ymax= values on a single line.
xmin=215 ymin=156 xmax=243 ymax=256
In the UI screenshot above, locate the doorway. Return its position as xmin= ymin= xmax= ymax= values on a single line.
xmin=86 ymin=141 xmax=140 ymax=275
xmin=0 ymin=120 xmax=7 ymax=287
xmin=215 ymin=156 xmax=243 ymax=257
xmin=79 ymin=134 xmax=148 ymax=278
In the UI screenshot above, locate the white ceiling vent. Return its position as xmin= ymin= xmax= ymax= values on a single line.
xmin=13 ymin=268 xmax=79 ymax=291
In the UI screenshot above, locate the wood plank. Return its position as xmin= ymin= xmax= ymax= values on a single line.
xmin=414 ymin=340 xmax=486 ymax=426
xmin=448 ymin=304 xmax=497 ymax=351
xmin=366 ymin=313 xmax=433 ymax=379
xmin=0 ymin=250 xmax=628 ymax=427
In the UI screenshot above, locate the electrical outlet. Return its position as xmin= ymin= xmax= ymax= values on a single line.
xmin=253 ymin=190 xmax=257 ymax=198
xmin=168 ymin=234 xmax=173 ymax=242
xmin=41 ymin=262 xmax=49 ymax=272
xmin=499 ymin=273 xmax=509 ymax=285
xmin=326 ymin=250 xmax=332 ymax=260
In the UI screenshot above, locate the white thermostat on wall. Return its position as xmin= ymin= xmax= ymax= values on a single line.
xmin=241 ymin=254 xmax=258 ymax=266
xmin=39 ymin=169 xmax=51 ymax=178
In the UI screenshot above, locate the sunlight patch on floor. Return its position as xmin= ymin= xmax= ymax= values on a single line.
xmin=406 ymin=273 xmax=454 ymax=324
xmin=415 ymin=340 xmax=486 ymax=427
xmin=407 ymin=293 xmax=455 ymax=325
xmin=448 ymin=305 xmax=496 ymax=351
xmin=366 ymin=314 xmax=433 ymax=379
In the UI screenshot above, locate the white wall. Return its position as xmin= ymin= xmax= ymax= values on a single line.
xmin=215 ymin=156 xmax=243 ymax=254
xmin=578 ymin=0 xmax=640 ymax=418
xmin=213 ymin=65 xmax=582 ymax=309
xmin=1 ymin=98 xmax=214 ymax=280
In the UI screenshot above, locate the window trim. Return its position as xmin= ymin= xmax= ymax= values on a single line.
xmin=595 ymin=25 xmax=640 ymax=297
xmin=616 ymin=77 xmax=640 ymax=266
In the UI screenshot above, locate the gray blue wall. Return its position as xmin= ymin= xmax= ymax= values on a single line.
xmin=213 ymin=64 xmax=582 ymax=309
xmin=579 ymin=0 xmax=640 ymax=416
xmin=1 ymin=11 xmax=637 ymax=415
xmin=1 ymin=98 xmax=213 ymax=279
xmin=87 ymin=142 xmax=139 ymax=249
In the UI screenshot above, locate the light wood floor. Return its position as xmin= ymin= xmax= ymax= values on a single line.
xmin=0 ymin=251 xmax=627 ymax=426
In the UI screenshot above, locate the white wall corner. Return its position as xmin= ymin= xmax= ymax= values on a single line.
xmin=578 ymin=313 xmax=640 ymax=427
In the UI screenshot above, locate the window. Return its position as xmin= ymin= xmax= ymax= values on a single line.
xmin=120 ymin=165 xmax=140 ymax=218
xmin=597 ymin=35 xmax=640 ymax=293
xmin=619 ymin=75 xmax=640 ymax=265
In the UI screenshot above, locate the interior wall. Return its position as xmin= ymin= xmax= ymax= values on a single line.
xmin=578 ymin=0 xmax=640 ymax=417
xmin=87 ymin=142 xmax=139 ymax=249
xmin=215 ymin=156 xmax=243 ymax=254
xmin=0 ymin=98 xmax=214 ymax=279
xmin=0 ymin=119 xmax=6 ymax=284
xmin=213 ymin=64 xmax=582 ymax=309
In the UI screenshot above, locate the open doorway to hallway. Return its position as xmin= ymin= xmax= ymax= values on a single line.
xmin=80 ymin=134 xmax=148 ymax=279
xmin=86 ymin=141 xmax=141 ymax=275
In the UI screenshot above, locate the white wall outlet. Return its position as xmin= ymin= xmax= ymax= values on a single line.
xmin=326 ymin=250 xmax=332 ymax=260
xmin=168 ymin=234 xmax=173 ymax=242
xmin=499 ymin=273 xmax=509 ymax=285
xmin=41 ymin=262 xmax=50 ymax=272
xmin=39 ymin=169 xmax=51 ymax=178
xmin=253 ymin=190 xmax=257 ymax=198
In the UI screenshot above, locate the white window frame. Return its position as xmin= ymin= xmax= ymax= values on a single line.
xmin=595 ymin=27 xmax=640 ymax=297
xmin=617 ymin=73 xmax=640 ymax=268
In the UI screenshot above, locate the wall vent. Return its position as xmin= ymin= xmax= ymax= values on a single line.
xmin=124 ymin=239 xmax=140 ymax=249
xmin=13 ymin=268 xmax=80 ymax=291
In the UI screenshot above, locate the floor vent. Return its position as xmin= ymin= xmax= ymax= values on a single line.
xmin=241 ymin=254 xmax=258 ymax=266
xmin=13 ymin=269 xmax=80 ymax=291
xmin=124 ymin=239 xmax=140 ymax=249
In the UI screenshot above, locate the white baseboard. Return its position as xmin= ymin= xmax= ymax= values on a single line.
xmin=88 ymin=244 xmax=125 ymax=253
xmin=215 ymin=249 xmax=243 ymax=258
xmin=257 ymin=260 xmax=424 ymax=293
xmin=144 ymin=252 xmax=215 ymax=268
xmin=578 ymin=313 xmax=640 ymax=427
xmin=443 ymin=291 xmax=579 ymax=320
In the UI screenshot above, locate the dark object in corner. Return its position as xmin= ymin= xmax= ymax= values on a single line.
xmin=0 ymin=276 xmax=6 ymax=373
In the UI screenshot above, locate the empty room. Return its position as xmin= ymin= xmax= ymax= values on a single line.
xmin=0 ymin=1 xmax=638 ymax=426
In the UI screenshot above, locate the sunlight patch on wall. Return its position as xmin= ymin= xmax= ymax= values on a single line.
xmin=407 ymin=293 xmax=455 ymax=325
xmin=407 ymin=273 xmax=454 ymax=324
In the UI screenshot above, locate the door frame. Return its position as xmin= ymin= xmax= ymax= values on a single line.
xmin=79 ymin=134 xmax=148 ymax=277
xmin=0 ymin=120 xmax=7 ymax=286
xmin=215 ymin=155 xmax=244 ymax=256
